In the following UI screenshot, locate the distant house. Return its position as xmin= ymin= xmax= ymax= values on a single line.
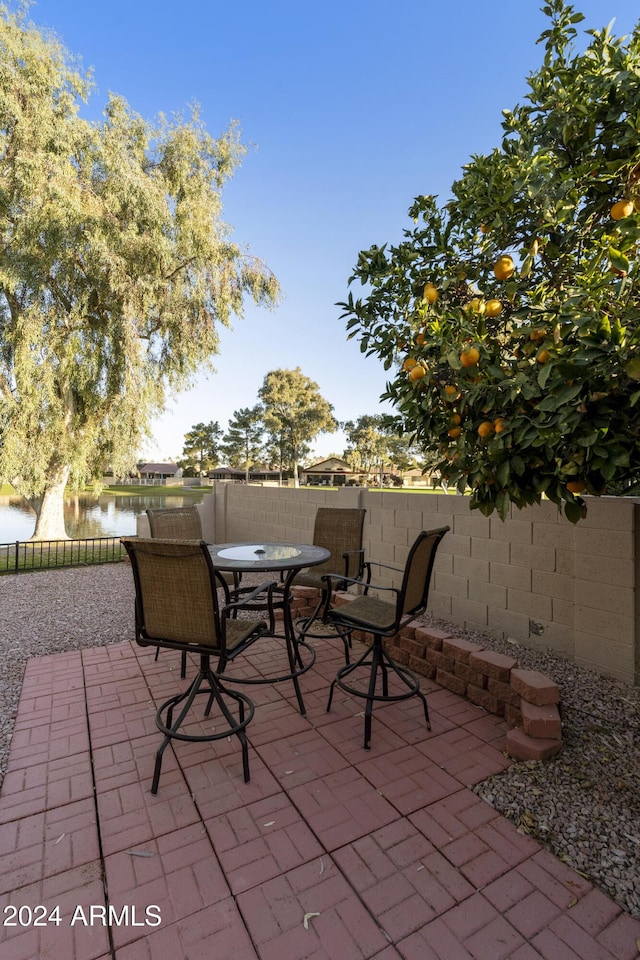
xmin=137 ymin=462 xmax=181 ymax=481
xmin=208 ymin=465 xmax=284 ymax=483
xmin=299 ymin=457 xmax=359 ymax=486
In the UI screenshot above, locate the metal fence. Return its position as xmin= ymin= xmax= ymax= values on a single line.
xmin=0 ymin=536 xmax=127 ymax=574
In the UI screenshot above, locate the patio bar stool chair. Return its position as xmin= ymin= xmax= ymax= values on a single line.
xmin=292 ymin=506 xmax=368 ymax=663
xmin=146 ymin=505 xmax=239 ymax=677
xmin=323 ymin=526 xmax=449 ymax=749
xmin=121 ymin=537 xmax=277 ymax=794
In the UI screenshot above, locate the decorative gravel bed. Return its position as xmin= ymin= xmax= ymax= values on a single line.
xmin=1 ymin=562 xmax=639 ymax=919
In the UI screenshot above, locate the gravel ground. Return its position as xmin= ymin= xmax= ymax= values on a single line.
xmin=1 ymin=562 xmax=639 ymax=919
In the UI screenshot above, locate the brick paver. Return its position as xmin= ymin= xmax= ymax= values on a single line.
xmin=1 ymin=638 xmax=639 ymax=960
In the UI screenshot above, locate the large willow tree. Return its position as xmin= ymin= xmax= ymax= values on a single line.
xmin=0 ymin=5 xmax=279 ymax=538
xmin=341 ymin=1 xmax=640 ymax=522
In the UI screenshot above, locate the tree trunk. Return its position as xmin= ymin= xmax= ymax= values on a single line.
xmin=29 ymin=466 xmax=71 ymax=540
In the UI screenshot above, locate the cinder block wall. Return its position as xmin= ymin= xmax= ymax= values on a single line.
xmin=211 ymin=482 xmax=639 ymax=685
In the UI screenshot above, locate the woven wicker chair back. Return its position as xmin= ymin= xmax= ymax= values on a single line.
xmin=401 ymin=527 xmax=449 ymax=618
xmin=310 ymin=507 xmax=366 ymax=579
xmin=146 ymin=505 xmax=202 ymax=540
xmin=125 ymin=538 xmax=221 ymax=648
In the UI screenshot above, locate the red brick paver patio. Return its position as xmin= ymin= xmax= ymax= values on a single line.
xmin=1 ymin=636 xmax=639 ymax=960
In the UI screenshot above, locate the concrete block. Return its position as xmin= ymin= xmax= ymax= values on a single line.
xmin=435 ymin=571 xmax=469 ymax=600
xmin=414 ymin=626 xmax=452 ymax=650
xmin=470 ymin=538 xmax=510 ymax=563
xmin=453 ymin=555 xmax=490 ymax=583
xmin=521 ymin=700 xmax=562 ymax=739
xmin=409 ymin=655 xmax=436 ymax=680
xmin=470 ymin=650 xmax=518 ymax=682
xmin=510 ymin=669 xmax=560 ymax=705
xmin=399 ymin=636 xmax=426 ymax=659
xmin=435 ymin=668 xmax=467 ymax=697
xmin=489 ymin=562 xmax=532 ymax=591
xmin=451 ymin=596 xmax=489 ymax=627
xmin=426 ymin=648 xmax=455 ymax=673
xmin=442 ymin=637 xmax=485 ymax=663
xmin=487 ymin=677 xmax=521 ymax=707
xmin=506 ymin=727 xmax=563 ymax=761
xmin=467 ymin=683 xmax=503 ymax=716
xmin=573 ymin=526 xmax=634 ymax=560
xmin=574 ymin=555 xmax=634 ymax=588
xmin=469 ymin=579 xmax=507 ymax=609
xmin=453 ymin=514 xmax=491 ymax=538
xmin=531 ymin=570 xmax=574 ymax=602
xmin=487 ymin=607 xmax=530 ymax=642
xmin=574 ymin=606 xmax=634 ymax=644
xmin=386 ymin=643 xmax=409 ymax=666
xmin=490 ymin=518 xmax=533 ymax=543
xmin=504 ymin=704 xmax=523 ymax=728
xmin=507 ymin=588 xmax=553 ymax=621
xmin=510 ymin=542 xmax=557 ymax=572
xmin=574 ymin=580 xmax=634 ymax=617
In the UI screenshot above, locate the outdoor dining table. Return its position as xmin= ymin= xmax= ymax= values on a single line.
xmin=207 ymin=541 xmax=330 ymax=715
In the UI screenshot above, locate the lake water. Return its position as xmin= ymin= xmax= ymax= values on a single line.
xmin=0 ymin=492 xmax=206 ymax=542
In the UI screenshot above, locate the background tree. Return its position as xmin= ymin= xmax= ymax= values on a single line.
xmin=343 ymin=414 xmax=421 ymax=484
xmin=0 ymin=6 xmax=279 ymax=538
xmin=220 ymin=405 xmax=264 ymax=481
xmin=342 ymin=415 xmax=390 ymax=483
xmin=179 ymin=421 xmax=223 ymax=476
xmin=340 ymin=0 xmax=640 ymax=522
xmin=259 ymin=367 xmax=337 ymax=487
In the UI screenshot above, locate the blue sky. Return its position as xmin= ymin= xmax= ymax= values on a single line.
xmin=28 ymin=0 xmax=640 ymax=462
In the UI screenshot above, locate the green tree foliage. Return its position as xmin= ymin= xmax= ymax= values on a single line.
xmin=0 ymin=5 xmax=279 ymax=538
xmin=339 ymin=1 xmax=640 ymax=522
xmin=343 ymin=414 xmax=392 ymax=481
xmin=343 ymin=414 xmax=421 ymax=483
xmin=259 ymin=367 xmax=337 ymax=487
xmin=179 ymin=421 xmax=223 ymax=476
xmin=220 ymin=405 xmax=264 ymax=481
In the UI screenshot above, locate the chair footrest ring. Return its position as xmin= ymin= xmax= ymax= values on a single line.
xmin=333 ymin=658 xmax=422 ymax=704
xmin=293 ymin=616 xmax=351 ymax=642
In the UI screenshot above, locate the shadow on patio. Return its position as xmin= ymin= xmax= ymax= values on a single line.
xmin=1 ymin=631 xmax=639 ymax=959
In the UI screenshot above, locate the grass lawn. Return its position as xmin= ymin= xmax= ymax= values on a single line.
xmin=100 ymin=483 xmax=208 ymax=498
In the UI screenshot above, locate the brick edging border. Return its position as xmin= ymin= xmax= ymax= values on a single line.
xmin=294 ymin=587 xmax=563 ymax=762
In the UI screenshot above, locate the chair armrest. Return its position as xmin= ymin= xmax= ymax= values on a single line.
xmin=365 ymin=559 xmax=403 ymax=576
xmin=222 ymin=580 xmax=276 ymax=616
xmin=320 ymin=572 xmax=401 ymax=619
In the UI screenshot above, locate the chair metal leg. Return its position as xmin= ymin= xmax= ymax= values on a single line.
xmin=153 ymin=646 xmax=187 ymax=678
xmin=326 ymin=633 xmax=430 ymax=749
xmin=151 ymin=660 xmax=254 ymax=794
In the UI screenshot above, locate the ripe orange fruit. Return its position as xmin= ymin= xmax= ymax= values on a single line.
xmin=444 ymin=384 xmax=459 ymax=399
xmin=447 ymin=426 xmax=461 ymax=439
xmin=409 ymin=364 xmax=426 ymax=381
xmin=460 ymin=346 xmax=480 ymax=367
xmin=449 ymin=413 xmax=462 ymax=426
xmin=466 ymin=297 xmax=485 ymax=314
xmin=416 ymin=331 xmax=427 ymax=346
xmin=479 ymin=224 xmax=489 ymax=234
xmin=494 ymin=417 xmax=507 ymax=433
xmin=477 ymin=421 xmax=494 ymax=439
xmin=566 ymin=479 xmax=586 ymax=494
xmin=537 ymin=349 xmax=551 ymax=363
xmin=485 ymin=299 xmax=502 ymax=318
xmin=402 ymin=357 xmax=418 ymax=371
xmin=423 ymin=283 xmax=438 ymax=304
xmin=529 ymin=328 xmax=546 ymax=342
xmin=493 ymin=255 xmax=515 ymax=281
xmin=611 ymin=199 xmax=634 ymax=221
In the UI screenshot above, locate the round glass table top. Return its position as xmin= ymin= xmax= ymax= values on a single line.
xmin=208 ymin=541 xmax=329 ymax=571
xmin=217 ymin=544 xmax=302 ymax=562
